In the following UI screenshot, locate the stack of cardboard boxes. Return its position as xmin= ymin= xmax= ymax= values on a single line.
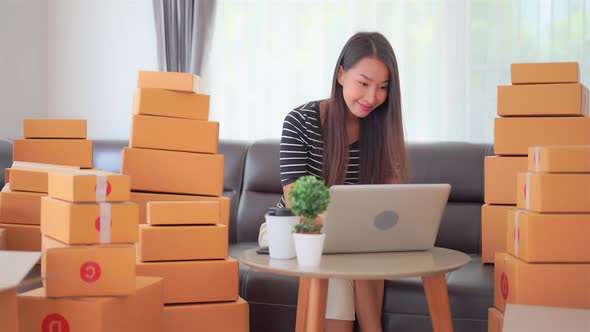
xmin=123 ymin=70 xmax=248 ymax=331
xmin=484 ymin=62 xmax=590 ymax=330
xmin=17 ymin=167 xmax=164 ymax=331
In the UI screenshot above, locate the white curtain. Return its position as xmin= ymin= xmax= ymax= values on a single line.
xmin=202 ymin=0 xmax=590 ymax=143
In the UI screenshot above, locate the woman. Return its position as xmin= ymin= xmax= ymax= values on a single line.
xmin=261 ymin=31 xmax=409 ymax=332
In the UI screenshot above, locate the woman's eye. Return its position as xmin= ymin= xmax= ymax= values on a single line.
xmin=358 ymin=81 xmax=368 ymax=87
xmin=380 ymin=86 xmax=388 ymax=90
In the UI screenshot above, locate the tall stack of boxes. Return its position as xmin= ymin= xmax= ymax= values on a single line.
xmin=485 ymin=62 xmax=590 ymax=330
xmin=123 ymin=70 xmax=248 ymax=331
xmin=0 ymin=119 xmax=90 ymax=253
xmin=17 ymin=168 xmax=164 ymax=331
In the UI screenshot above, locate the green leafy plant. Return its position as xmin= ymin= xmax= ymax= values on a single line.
xmin=289 ymin=176 xmax=330 ymax=234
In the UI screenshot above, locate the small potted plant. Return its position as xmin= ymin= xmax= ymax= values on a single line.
xmin=289 ymin=175 xmax=330 ymax=266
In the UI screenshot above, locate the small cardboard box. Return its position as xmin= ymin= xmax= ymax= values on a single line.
xmin=48 ymin=169 xmax=130 ymax=202
xmin=130 ymin=115 xmax=219 ymax=154
xmin=511 ymin=62 xmax=579 ymax=84
xmin=517 ymin=172 xmax=590 ymax=213
xmin=13 ymin=139 xmax=93 ymax=168
xmin=485 ymin=156 xmax=528 ymax=204
xmin=122 ymin=147 xmax=224 ymax=197
xmin=494 ymin=252 xmax=590 ymax=312
xmin=147 ymin=201 xmax=220 ymax=225
xmin=136 ymin=258 xmax=238 ymax=304
xmin=41 ymin=197 xmax=139 ymax=245
xmin=0 ymin=227 xmax=5 ymax=250
xmin=494 ymin=117 xmax=590 ymax=155
xmin=23 ymin=118 xmax=87 ymax=139
xmin=0 ymin=223 xmax=41 ymax=251
xmin=42 ymin=235 xmax=136 ymax=297
xmin=130 ymin=191 xmax=230 ymax=225
xmin=133 ymin=88 xmax=209 ymax=120
xmin=0 ymin=184 xmax=44 ymax=225
xmin=138 ymin=224 xmax=228 ymax=262
xmin=488 ymin=307 xmax=504 ymax=332
xmin=506 ymin=210 xmax=590 ymax=263
xmin=138 ymin=70 xmax=203 ymax=93
xmin=18 ymin=276 xmax=163 ymax=332
xmin=497 ymin=83 xmax=588 ymax=116
xmin=503 ymin=304 xmax=590 ymax=332
xmin=0 ymin=251 xmax=42 ymax=332
xmin=528 ymin=145 xmax=590 ymax=173
xmin=6 ymin=161 xmax=80 ymax=193
xmin=163 ymin=298 xmax=249 ymax=332
xmin=482 ymin=204 xmax=515 ymax=264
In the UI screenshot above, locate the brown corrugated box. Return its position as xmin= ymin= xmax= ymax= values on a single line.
xmin=488 ymin=307 xmax=504 ymax=332
xmin=48 ymin=170 xmax=130 ymax=203
xmin=130 ymin=191 xmax=230 ymax=225
xmin=497 ymin=83 xmax=588 ymax=116
xmin=0 ymin=223 xmax=41 ymax=251
xmin=18 ymin=276 xmax=163 ymax=332
xmin=494 ymin=117 xmax=590 ymax=155
xmin=517 ymin=172 xmax=590 ymax=213
xmin=0 ymin=227 xmax=5 ymax=250
xmin=138 ymin=70 xmax=203 ymax=93
xmin=482 ymin=204 xmax=515 ymax=264
xmin=0 ymin=289 xmax=17 ymax=332
xmin=42 ymin=235 xmax=136 ymax=297
xmin=511 ymin=62 xmax=579 ymax=84
xmin=485 ymin=156 xmax=527 ymax=204
xmin=6 ymin=162 xmax=80 ymax=193
xmin=23 ymin=119 xmax=87 ymax=139
xmin=136 ymin=258 xmax=238 ymax=304
xmin=147 ymin=201 xmax=220 ymax=225
xmin=162 ymin=298 xmax=249 ymax=332
xmin=138 ymin=224 xmax=228 ymax=262
xmin=528 ymin=145 xmax=590 ymax=173
xmin=130 ymin=115 xmax=219 ymax=153
xmin=41 ymin=197 xmax=139 ymax=245
xmin=122 ymin=147 xmax=224 ymax=196
xmin=133 ymin=88 xmax=209 ymax=120
xmin=13 ymin=139 xmax=93 ymax=168
xmin=0 ymin=184 xmax=44 ymax=225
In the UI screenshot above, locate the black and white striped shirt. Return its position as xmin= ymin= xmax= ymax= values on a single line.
xmin=278 ymin=100 xmax=360 ymax=207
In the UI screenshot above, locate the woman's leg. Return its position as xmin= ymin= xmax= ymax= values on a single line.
xmin=354 ymin=279 xmax=385 ymax=332
xmin=325 ymin=278 xmax=355 ymax=332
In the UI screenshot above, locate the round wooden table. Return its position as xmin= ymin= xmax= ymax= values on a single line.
xmin=239 ymin=247 xmax=470 ymax=332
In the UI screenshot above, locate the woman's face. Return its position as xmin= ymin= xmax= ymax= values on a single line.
xmin=337 ymin=56 xmax=389 ymax=119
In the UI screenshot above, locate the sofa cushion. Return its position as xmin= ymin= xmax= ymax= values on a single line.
xmin=0 ymin=139 xmax=13 ymax=188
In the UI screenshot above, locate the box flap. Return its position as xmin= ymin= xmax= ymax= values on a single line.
xmin=0 ymin=250 xmax=42 ymax=291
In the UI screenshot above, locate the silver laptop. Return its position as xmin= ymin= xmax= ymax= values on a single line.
xmin=322 ymin=184 xmax=451 ymax=254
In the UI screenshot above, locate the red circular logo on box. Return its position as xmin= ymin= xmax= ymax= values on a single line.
xmin=94 ymin=181 xmax=112 ymax=196
xmin=501 ymin=272 xmax=509 ymax=300
xmin=42 ymin=313 xmax=70 ymax=332
xmin=80 ymin=261 xmax=101 ymax=283
xmin=95 ymin=217 xmax=113 ymax=231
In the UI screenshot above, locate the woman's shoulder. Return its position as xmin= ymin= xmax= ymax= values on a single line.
xmin=289 ymin=100 xmax=322 ymax=120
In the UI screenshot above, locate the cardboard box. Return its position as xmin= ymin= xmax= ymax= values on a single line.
xmin=122 ymin=147 xmax=224 ymax=196
xmin=130 ymin=191 xmax=230 ymax=225
xmin=136 ymin=258 xmax=238 ymax=304
xmin=18 ymin=276 xmax=163 ymax=332
xmin=494 ymin=117 xmax=590 ymax=155
xmin=485 ymin=156 xmax=528 ymax=204
xmin=6 ymin=161 xmax=80 ymax=193
xmin=494 ymin=252 xmax=590 ymax=312
xmin=42 ymin=235 xmax=136 ymax=297
xmin=528 ymin=145 xmax=590 ymax=173
xmin=41 ymin=197 xmax=139 ymax=245
xmin=23 ymin=118 xmax=87 ymax=139
xmin=497 ymin=83 xmax=588 ymax=116
xmin=488 ymin=307 xmax=504 ymax=332
xmin=13 ymin=139 xmax=93 ymax=168
xmin=0 ymin=184 xmax=44 ymax=225
xmin=48 ymin=169 xmax=130 ymax=202
xmin=0 ymin=227 xmax=5 ymax=250
xmin=133 ymin=88 xmax=209 ymax=120
xmin=138 ymin=70 xmax=203 ymax=93
xmin=506 ymin=210 xmax=590 ymax=262
xmin=503 ymin=304 xmax=590 ymax=332
xmin=511 ymin=62 xmax=579 ymax=84
xmin=130 ymin=115 xmax=219 ymax=154
xmin=0 ymin=223 xmax=41 ymax=251
xmin=0 ymin=251 xmax=42 ymax=332
xmin=138 ymin=224 xmax=228 ymax=262
xmin=517 ymin=172 xmax=590 ymax=213
xmin=147 ymin=201 xmax=220 ymax=225
xmin=4 ymin=168 xmax=9 ymax=183
xmin=163 ymin=298 xmax=249 ymax=332
xmin=482 ymin=204 xmax=515 ymax=264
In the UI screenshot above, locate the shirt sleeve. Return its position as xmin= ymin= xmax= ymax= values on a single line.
xmin=280 ymin=109 xmax=308 ymax=186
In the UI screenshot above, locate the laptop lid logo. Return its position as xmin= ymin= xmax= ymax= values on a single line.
xmin=374 ymin=210 xmax=399 ymax=230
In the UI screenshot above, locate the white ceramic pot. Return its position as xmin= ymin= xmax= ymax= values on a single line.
xmin=293 ymin=233 xmax=326 ymax=267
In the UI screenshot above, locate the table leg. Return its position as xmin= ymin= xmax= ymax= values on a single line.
xmin=422 ymin=273 xmax=454 ymax=332
xmin=295 ymin=277 xmax=328 ymax=332
xmin=295 ymin=277 xmax=310 ymax=332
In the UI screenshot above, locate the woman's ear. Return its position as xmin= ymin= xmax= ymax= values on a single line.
xmin=337 ymin=65 xmax=344 ymax=85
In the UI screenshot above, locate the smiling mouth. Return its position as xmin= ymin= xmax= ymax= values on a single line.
xmin=358 ymin=102 xmax=372 ymax=112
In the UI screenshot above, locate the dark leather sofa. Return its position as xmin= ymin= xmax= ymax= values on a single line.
xmin=0 ymin=138 xmax=495 ymax=332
